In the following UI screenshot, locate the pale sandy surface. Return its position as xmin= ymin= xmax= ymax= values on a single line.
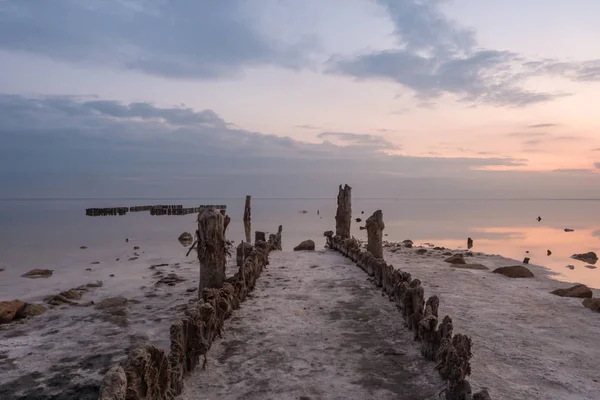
xmin=179 ymin=250 xmax=444 ymax=400
xmin=384 ymin=243 xmax=600 ymax=400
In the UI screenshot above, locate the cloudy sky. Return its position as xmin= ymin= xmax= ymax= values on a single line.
xmin=1 ymin=0 xmax=599 ymax=198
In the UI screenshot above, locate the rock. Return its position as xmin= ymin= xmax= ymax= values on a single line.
xmin=300 ymin=210 xmax=308 ymax=214
xmin=537 ymin=216 xmax=542 ymax=222
xmin=0 ymin=268 xmax=4 ymax=272
xmin=294 ymin=240 xmax=315 ymax=251
xmin=571 ymin=252 xmax=598 ymax=264
xmin=21 ymin=303 xmax=47 ymax=318
xmin=566 ymin=265 xmax=575 ymax=270
xmin=442 ymin=251 xmax=453 ymax=256
xmin=355 ymin=218 xmax=362 ymax=223
xmin=551 ymin=284 xmax=592 ymax=298
xmin=86 ymin=280 xmax=104 ymax=288
xmin=444 ymin=254 xmax=466 ymax=264
xmin=185 ymin=287 xmax=197 ymax=293
xmin=451 ymin=264 xmax=489 ymax=270
xmin=126 ymin=238 xmax=129 ymax=243
xmin=85 ymin=268 xmax=92 ymax=271
xmin=582 ymin=298 xmax=600 ymax=312
xmin=585 ymin=265 xmax=597 ymax=269
xmin=402 ymin=240 xmax=413 ymax=248
xmin=177 ymin=232 xmax=194 ymax=246
xmin=21 ymin=269 xmax=53 ymax=279
xmin=128 ymin=257 xmax=139 ymax=261
xmin=98 ymin=365 xmax=126 ymax=400
xmin=91 ymin=261 xmax=100 ymax=265
xmin=473 ymin=389 xmax=492 ymax=400
xmin=493 ymin=265 xmax=534 ymax=278
xmin=564 ymin=228 xmax=575 ymax=232
xmin=110 ymin=274 xmax=115 ymax=277
xmin=96 ymin=297 xmax=128 ymax=310
xmin=547 ymin=250 xmax=552 ymax=256
xmin=323 ymin=230 xmax=334 ymax=238
xmin=133 ymin=246 xmax=140 ymax=250
xmin=80 ymin=246 xmax=87 ymax=249
xmin=116 ymin=258 xmax=120 ymax=261
xmin=416 ymin=249 xmax=427 ymax=255
xmin=467 ymin=237 xmax=473 ymax=249
xmin=359 ymin=226 xmax=366 ymax=230
xmin=523 ymin=257 xmax=530 ymax=264
xmin=156 ymin=273 xmax=186 ymax=286
xmin=0 ymin=300 xmax=25 ymax=324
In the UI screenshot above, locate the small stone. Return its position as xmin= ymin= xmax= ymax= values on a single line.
xmin=547 ymin=250 xmax=552 ymax=256
xmin=91 ymin=261 xmax=100 ymax=265
xmin=416 ymin=249 xmax=427 ymax=255
xmin=80 ymin=246 xmax=87 ymax=249
xmin=96 ymin=297 xmax=128 ymax=310
xmin=355 ymin=218 xmax=362 ymax=223
xmin=109 ymin=274 xmax=115 ymax=277
xmin=523 ymin=257 xmax=530 ymax=264
xmin=566 ymin=265 xmax=575 ymax=270
xmin=85 ymin=268 xmax=92 ymax=271
xmin=133 ymin=246 xmax=140 ymax=250
xmin=564 ymin=228 xmax=575 ymax=232
xmin=128 ymin=257 xmax=138 ymax=261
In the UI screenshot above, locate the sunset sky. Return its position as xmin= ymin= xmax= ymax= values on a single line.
xmin=1 ymin=0 xmax=599 ymax=198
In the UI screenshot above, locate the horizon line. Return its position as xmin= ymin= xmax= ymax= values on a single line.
xmin=2 ymin=197 xmax=600 ymax=201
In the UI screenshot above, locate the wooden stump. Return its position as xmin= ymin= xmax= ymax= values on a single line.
xmin=366 ymin=210 xmax=384 ymax=258
xmin=335 ymin=184 xmax=352 ymax=239
xmin=243 ymin=195 xmax=251 ymax=244
xmin=197 ymin=208 xmax=226 ymax=295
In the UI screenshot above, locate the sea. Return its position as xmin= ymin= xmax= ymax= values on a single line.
xmin=1 ymin=197 xmax=599 ymax=299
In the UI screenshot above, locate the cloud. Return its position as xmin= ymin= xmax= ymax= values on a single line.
xmin=325 ymin=0 xmax=589 ymax=107
xmin=552 ymin=169 xmax=594 ymax=174
xmin=523 ymin=139 xmax=542 ymax=146
xmin=528 ymin=123 xmax=557 ymax=128
xmin=0 ymin=0 xmax=312 ymax=79
xmin=317 ymin=131 xmax=399 ymax=150
xmin=296 ymin=124 xmax=321 ymax=130
xmin=507 ymin=132 xmax=549 ymax=138
xmin=0 ymin=94 xmax=540 ymax=198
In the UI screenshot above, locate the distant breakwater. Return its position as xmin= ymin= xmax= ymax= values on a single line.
xmin=85 ymin=205 xmax=227 ymax=217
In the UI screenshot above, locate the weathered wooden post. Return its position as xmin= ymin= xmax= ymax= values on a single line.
xmin=366 ymin=210 xmax=384 ymax=258
xmin=243 ymin=195 xmax=251 ymax=244
xmin=197 ymin=208 xmax=226 ymax=295
xmin=335 ymin=184 xmax=352 ymax=239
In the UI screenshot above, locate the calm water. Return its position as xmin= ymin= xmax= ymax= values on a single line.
xmin=1 ymin=198 xmax=599 ymax=294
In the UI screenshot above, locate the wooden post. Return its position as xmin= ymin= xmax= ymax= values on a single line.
xmin=243 ymin=195 xmax=251 ymax=244
xmin=335 ymin=184 xmax=352 ymax=239
xmin=366 ymin=210 xmax=385 ymax=258
xmin=197 ymin=208 xmax=226 ymax=295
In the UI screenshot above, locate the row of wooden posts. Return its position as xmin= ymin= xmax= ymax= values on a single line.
xmin=331 ymin=184 xmax=489 ymax=400
xmin=85 ymin=204 xmax=227 ymax=217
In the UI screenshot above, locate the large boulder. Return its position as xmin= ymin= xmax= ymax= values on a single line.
xmin=571 ymin=252 xmax=598 ymax=264
xmin=0 ymin=300 xmax=25 ymax=324
xmin=493 ymin=265 xmax=534 ymax=278
xmin=582 ymin=298 xmax=600 ymax=312
xmin=444 ymin=254 xmax=466 ymax=264
xmin=294 ymin=239 xmax=315 ymax=251
xmin=21 ymin=268 xmax=53 ymax=278
xmin=551 ymin=284 xmax=592 ymax=298
xmin=0 ymin=300 xmax=45 ymax=324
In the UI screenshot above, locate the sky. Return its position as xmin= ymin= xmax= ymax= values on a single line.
xmin=0 ymin=0 xmax=599 ymax=198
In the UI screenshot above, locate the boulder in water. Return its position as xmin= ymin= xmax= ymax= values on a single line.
xmin=564 ymin=228 xmax=575 ymax=232
xmin=571 ymin=252 xmax=598 ymax=264
xmin=523 ymin=257 xmax=530 ymax=264
xmin=178 ymin=232 xmax=193 ymax=242
xmin=493 ymin=265 xmax=534 ymax=278
xmin=96 ymin=297 xmax=128 ymax=310
xmin=0 ymin=300 xmax=25 ymax=324
xmin=294 ymin=240 xmax=315 ymax=251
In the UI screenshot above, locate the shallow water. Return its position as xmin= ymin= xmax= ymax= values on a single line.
xmin=0 ymin=197 xmax=599 ymax=297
